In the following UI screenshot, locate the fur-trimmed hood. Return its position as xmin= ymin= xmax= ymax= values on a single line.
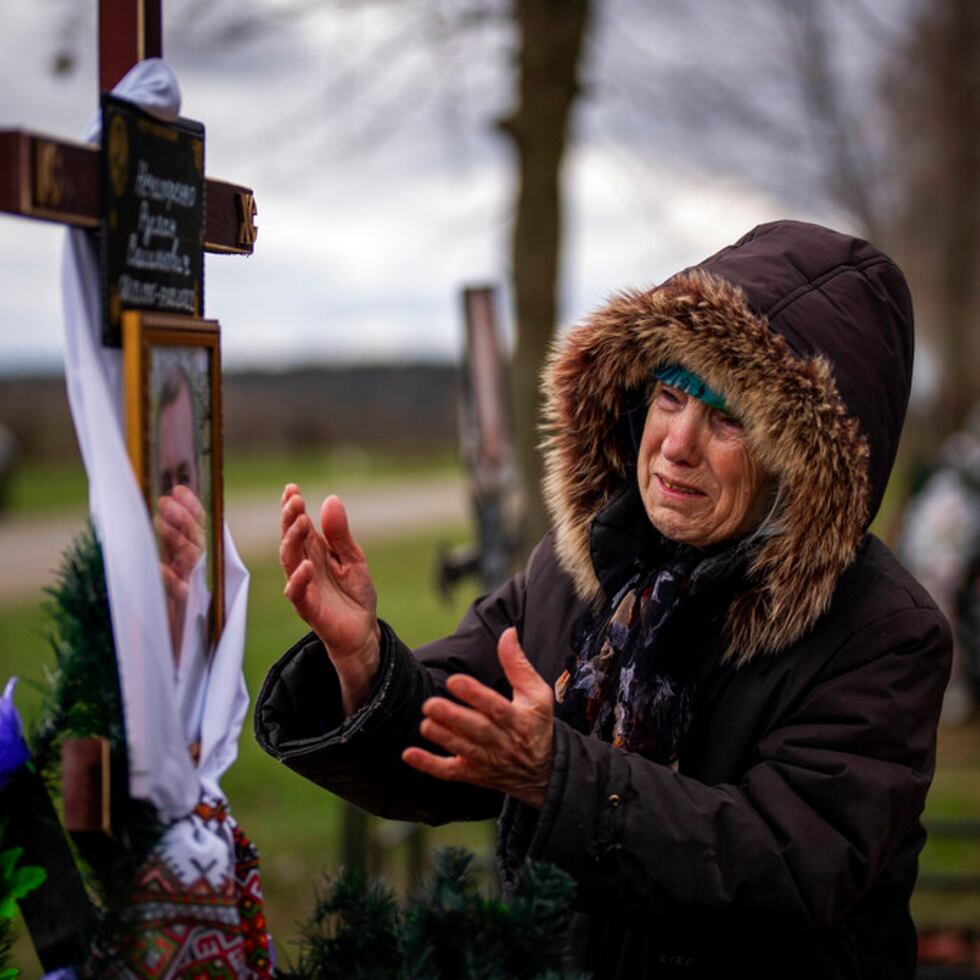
xmin=542 ymin=220 xmax=914 ymax=663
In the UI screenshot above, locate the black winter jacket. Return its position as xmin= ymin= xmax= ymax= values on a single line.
xmin=256 ymin=221 xmax=951 ymax=979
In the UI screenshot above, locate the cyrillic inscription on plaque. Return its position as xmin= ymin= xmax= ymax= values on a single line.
xmin=100 ymin=95 xmax=205 ymax=346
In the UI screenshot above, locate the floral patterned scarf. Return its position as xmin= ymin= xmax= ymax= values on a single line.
xmin=554 ymin=547 xmax=700 ymax=768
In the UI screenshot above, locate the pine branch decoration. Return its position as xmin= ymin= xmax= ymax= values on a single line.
xmin=289 ymin=847 xmax=585 ymax=980
xmin=27 ymin=524 xmax=161 ymax=925
xmin=30 ymin=522 xmax=121 ymax=781
xmin=292 ymin=867 xmax=402 ymax=980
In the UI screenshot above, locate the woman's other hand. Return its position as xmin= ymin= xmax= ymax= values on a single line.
xmin=280 ymin=484 xmax=381 ymax=715
xmin=402 ymin=627 xmax=555 ymax=808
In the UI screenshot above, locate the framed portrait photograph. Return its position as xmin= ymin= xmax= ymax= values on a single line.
xmin=123 ymin=312 xmax=223 ymax=671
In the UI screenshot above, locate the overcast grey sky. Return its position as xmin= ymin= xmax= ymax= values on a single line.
xmin=0 ymin=0 xmax=836 ymax=374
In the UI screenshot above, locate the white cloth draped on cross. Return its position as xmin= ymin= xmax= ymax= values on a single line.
xmin=60 ymin=58 xmax=250 ymax=821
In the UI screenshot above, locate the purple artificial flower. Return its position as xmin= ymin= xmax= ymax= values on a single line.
xmin=0 ymin=678 xmax=29 ymax=792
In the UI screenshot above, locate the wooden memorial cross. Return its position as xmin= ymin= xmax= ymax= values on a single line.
xmin=0 ymin=0 xmax=258 ymax=257
xmin=0 ymin=0 xmax=255 ymax=807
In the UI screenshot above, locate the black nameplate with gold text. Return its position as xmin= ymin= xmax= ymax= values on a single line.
xmin=100 ymin=95 xmax=204 ymax=347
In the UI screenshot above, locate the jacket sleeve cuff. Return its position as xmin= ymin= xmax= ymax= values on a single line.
xmin=254 ymin=620 xmax=427 ymax=777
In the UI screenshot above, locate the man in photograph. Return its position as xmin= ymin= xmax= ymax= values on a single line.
xmin=153 ymin=364 xmax=207 ymax=670
xmin=156 ymin=364 xmax=201 ymax=501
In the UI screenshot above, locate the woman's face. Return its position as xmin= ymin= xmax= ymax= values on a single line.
xmin=637 ymin=382 xmax=773 ymax=549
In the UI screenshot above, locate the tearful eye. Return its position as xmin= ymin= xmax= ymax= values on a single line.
xmin=713 ymin=410 xmax=744 ymax=433
xmin=656 ymin=383 xmax=684 ymax=406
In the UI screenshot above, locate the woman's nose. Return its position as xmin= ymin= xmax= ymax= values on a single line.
xmin=661 ymin=405 xmax=704 ymax=465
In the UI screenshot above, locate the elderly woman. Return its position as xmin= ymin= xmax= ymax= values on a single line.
xmin=255 ymin=220 xmax=950 ymax=979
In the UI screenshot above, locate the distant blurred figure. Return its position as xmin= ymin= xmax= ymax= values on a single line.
xmin=899 ymin=404 xmax=980 ymax=724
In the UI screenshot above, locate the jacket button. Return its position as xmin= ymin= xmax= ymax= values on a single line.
xmin=608 ymin=794 xmax=621 ymax=807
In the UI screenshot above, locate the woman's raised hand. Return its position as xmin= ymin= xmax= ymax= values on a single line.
xmin=280 ymin=484 xmax=381 ymax=714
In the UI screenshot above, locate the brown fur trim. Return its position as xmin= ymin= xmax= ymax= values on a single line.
xmin=542 ymin=270 xmax=871 ymax=664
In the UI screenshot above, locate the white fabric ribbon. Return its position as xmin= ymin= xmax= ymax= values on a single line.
xmin=61 ymin=58 xmax=250 ymax=819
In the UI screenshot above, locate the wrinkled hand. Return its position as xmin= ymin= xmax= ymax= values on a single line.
xmin=280 ymin=484 xmax=380 ymax=714
xmin=402 ymin=628 xmax=554 ymax=809
xmin=155 ymin=484 xmax=206 ymax=664
xmin=156 ymin=484 xmax=205 ymax=585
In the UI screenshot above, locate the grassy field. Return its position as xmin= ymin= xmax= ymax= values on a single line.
xmin=4 ymin=447 xmax=458 ymax=517
xmin=1 ymin=517 xmax=978 ymax=973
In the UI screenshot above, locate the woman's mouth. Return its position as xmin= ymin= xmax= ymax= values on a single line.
xmin=656 ymin=474 xmax=705 ymax=497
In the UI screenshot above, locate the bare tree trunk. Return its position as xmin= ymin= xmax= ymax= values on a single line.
xmin=788 ymin=0 xmax=883 ymax=240
xmin=502 ymin=0 xmax=589 ymax=551
xmin=932 ymin=0 xmax=980 ymax=435
xmin=887 ymin=0 xmax=980 ymax=441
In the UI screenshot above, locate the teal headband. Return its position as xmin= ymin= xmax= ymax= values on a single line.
xmin=652 ymin=365 xmax=729 ymax=414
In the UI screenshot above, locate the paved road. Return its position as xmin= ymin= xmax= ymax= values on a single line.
xmin=0 ymin=475 xmax=467 ymax=605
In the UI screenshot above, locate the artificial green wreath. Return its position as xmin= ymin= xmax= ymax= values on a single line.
xmin=25 ymin=524 xmax=161 ymax=969
xmin=285 ymin=847 xmax=587 ymax=980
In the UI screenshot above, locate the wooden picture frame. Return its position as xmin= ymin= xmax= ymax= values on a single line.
xmin=122 ymin=311 xmax=224 ymax=660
